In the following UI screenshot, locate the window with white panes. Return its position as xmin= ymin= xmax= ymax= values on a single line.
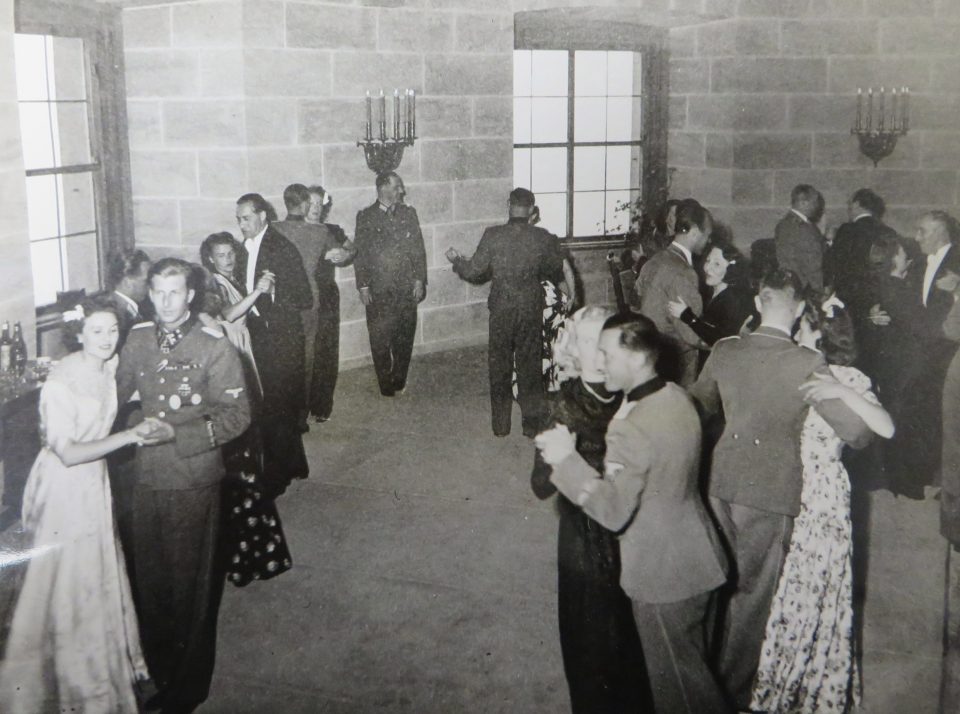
xmin=15 ymin=34 xmax=101 ymax=307
xmin=513 ymin=49 xmax=644 ymax=242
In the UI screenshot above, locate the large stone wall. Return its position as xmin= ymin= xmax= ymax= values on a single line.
xmin=122 ymin=0 xmax=519 ymax=366
xmin=0 ymin=0 xmax=35 ymax=353
xmin=668 ymin=0 xmax=960 ymax=247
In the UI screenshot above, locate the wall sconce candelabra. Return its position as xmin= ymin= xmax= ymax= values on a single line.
xmin=852 ymin=85 xmax=910 ymax=167
xmin=358 ymin=88 xmax=416 ymax=174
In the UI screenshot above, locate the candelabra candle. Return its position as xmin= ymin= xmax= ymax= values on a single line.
xmin=878 ymin=87 xmax=885 ymax=131
xmin=867 ymin=87 xmax=873 ymax=132
xmin=365 ymin=91 xmax=373 ymax=141
xmin=891 ymin=88 xmax=899 ymax=131
xmin=405 ymin=89 xmax=412 ymax=140
xmin=393 ymin=89 xmax=401 ymax=141
xmin=379 ymin=89 xmax=386 ymax=141
xmin=856 ymin=88 xmax=862 ymax=131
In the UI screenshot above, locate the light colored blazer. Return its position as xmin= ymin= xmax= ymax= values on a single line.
xmin=551 ymin=382 xmax=727 ymax=604
xmin=635 ymin=245 xmax=704 ymax=384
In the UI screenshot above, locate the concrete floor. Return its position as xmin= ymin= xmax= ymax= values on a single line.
xmin=204 ymin=346 xmax=945 ymax=713
xmin=0 ymin=345 xmax=945 ymax=712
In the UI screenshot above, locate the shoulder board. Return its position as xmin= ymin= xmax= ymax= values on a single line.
xmin=201 ymin=326 xmax=224 ymax=339
xmin=131 ymin=321 xmax=153 ymax=330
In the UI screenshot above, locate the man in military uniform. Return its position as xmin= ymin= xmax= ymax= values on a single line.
xmin=117 ymin=258 xmax=251 ymax=714
xmin=446 ymin=187 xmax=565 ymax=437
xmin=354 ymin=172 xmax=427 ymax=396
xmin=688 ymin=268 xmax=871 ymax=710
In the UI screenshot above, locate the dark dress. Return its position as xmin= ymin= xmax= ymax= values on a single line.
xmin=532 ymin=379 xmax=653 ymax=714
xmin=680 ymin=285 xmax=757 ymax=370
xmin=854 ymin=273 xmax=926 ymax=496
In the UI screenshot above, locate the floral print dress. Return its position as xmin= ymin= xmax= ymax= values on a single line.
xmin=750 ymin=365 xmax=876 ymax=713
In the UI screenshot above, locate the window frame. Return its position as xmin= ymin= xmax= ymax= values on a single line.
xmin=514 ymin=12 xmax=669 ymax=248
xmin=16 ymin=0 xmax=134 ymax=316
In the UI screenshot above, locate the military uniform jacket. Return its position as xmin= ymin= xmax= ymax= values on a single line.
xmin=550 ymin=380 xmax=728 ymax=604
xmin=452 ymin=218 xmax=565 ymax=314
xmin=688 ymin=326 xmax=872 ymax=516
xmin=117 ymin=316 xmax=252 ymax=490
xmin=353 ymin=202 xmax=427 ymax=298
xmin=774 ymin=211 xmax=825 ymax=292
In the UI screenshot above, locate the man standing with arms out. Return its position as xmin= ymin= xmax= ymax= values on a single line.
xmin=634 ymin=198 xmax=710 ymax=385
xmin=104 ymin=248 xmax=152 ymax=342
xmin=236 ymin=192 xmax=313 ymax=496
xmin=354 ymin=172 xmax=427 ymax=396
xmin=688 ymin=269 xmax=871 ymax=710
xmin=774 ymin=184 xmax=826 ymax=293
xmin=538 ymin=314 xmax=728 ymax=714
xmin=117 ymin=258 xmax=251 ymax=714
xmin=446 ymin=188 xmax=565 ymax=437
xmin=272 ymin=183 xmax=354 ymax=424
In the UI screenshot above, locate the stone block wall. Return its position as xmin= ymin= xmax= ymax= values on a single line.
xmin=122 ymin=0 xmax=526 ymax=365
xmin=0 ymin=0 xmax=35 ymax=352
xmin=669 ymin=0 xmax=960 ymax=248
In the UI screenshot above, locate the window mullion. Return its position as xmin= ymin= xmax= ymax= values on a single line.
xmin=565 ymin=50 xmax=575 ymax=241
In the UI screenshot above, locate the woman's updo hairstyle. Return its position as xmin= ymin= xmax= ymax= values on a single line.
xmin=801 ymin=295 xmax=857 ymax=367
xmin=60 ymin=294 xmax=122 ymax=353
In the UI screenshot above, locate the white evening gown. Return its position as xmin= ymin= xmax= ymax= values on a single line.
xmin=0 ymin=352 xmax=148 ymax=713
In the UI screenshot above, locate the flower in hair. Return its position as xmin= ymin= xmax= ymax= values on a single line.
xmin=821 ymin=294 xmax=844 ymax=319
xmin=62 ymin=304 xmax=85 ymax=323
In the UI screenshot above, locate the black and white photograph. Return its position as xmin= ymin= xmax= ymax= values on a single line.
xmin=0 ymin=0 xmax=958 ymax=711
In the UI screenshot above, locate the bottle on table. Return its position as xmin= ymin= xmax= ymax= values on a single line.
xmin=0 ymin=321 xmax=11 ymax=373
xmin=11 ymin=322 xmax=27 ymax=377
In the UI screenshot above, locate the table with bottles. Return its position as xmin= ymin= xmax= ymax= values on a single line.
xmin=0 ymin=361 xmax=43 ymax=523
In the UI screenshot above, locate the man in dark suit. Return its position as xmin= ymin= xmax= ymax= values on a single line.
xmin=236 ymin=192 xmax=313 ymax=496
xmin=634 ymin=198 xmax=710 ymax=385
xmin=689 ymin=269 xmax=872 ymax=709
xmin=774 ymin=184 xmax=826 ymax=293
xmin=118 ymin=258 xmax=251 ymax=714
xmin=104 ymin=247 xmax=151 ymax=343
xmin=539 ymin=314 xmax=729 ymax=714
xmin=272 ymin=183 xmax=354 ymax=424
xmin=445 ymin=187 xmax=565 ymax=437
xmin=828 ymin=188 xmax=899 ymax=318
xmin=103 ymin=247 xmax=152 ymax=569
xmin=895 ymin=210 xmax=960 ymax=496
xmin=353 ymin=172 xmax=427 ymax=396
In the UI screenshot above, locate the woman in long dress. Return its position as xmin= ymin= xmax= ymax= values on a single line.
xmin=0 ymin=296 xmax=163 ymax=713
xmin=199 ymin=233 xmax=293 ymax=586
xmin=750 ymin=298 xmax=894 ymax=714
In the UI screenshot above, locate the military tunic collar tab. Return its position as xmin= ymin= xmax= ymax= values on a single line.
xmin=626 ymin=376 xmax=666 ymax=403
xmin=156 ymin=312 xmax=196 ymax=353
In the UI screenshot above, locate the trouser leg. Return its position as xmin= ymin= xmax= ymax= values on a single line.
xmin=488 ymin=310 xmax=515 ymax=435
xmin=133 ymin=485 xmax=225 ymax=712
xmin=942 ymin=543 xmax=960 ymax=710
xmin=390 ymin=298 xmax=418 ymax=390
xmin=632 ymin=594 xmax=729 ymax=714
xmin=310 ymin=296 xmax=340 ymax=418
xmin=710 ymin=498 xmax=793 ymax=710
xmin=365 ymin=302 xmax=395 ymax=393
xmin=514 ymin=310 xmax=545 ymax=436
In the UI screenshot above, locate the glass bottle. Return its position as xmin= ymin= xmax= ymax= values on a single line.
xmin=11 ymin=322 xmax=27 ymax=377
xmin=0 ymin=321 xmax=11 ymax=373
